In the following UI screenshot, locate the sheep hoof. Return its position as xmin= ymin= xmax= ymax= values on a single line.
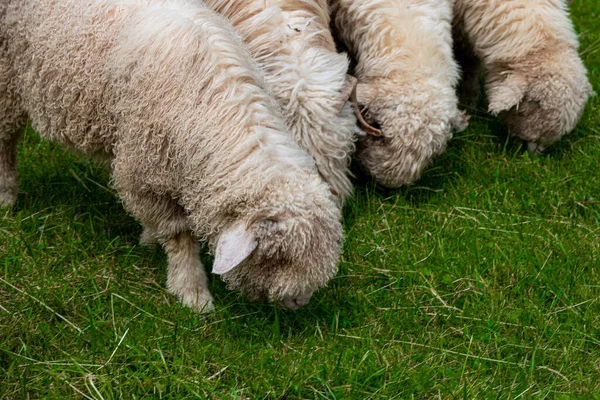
xmin=0 ymin=190 xmax=17 ymax=208
xmin=139 ymin=227 xmax=159 ymax=246
xmin=176 ymin=290 xmax=215 ymax=313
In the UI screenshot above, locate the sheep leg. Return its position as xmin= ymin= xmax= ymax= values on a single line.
xmin=162 ymin=231 xmax=214 ymax=312
xmin=139 ymin=225 xmax=159 ymax=246
xmin=0 ymin=131 xmax=20 ymax=208
xmin=0 ymin=60 xmax=25 ymax=208
xmin=112 ymin=166 xmax=214 ymax=311
xmin=453 ymin=24 xmax=481 ymax=111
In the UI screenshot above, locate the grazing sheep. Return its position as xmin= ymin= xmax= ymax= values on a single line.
xmin=331 ymin=0 xmax=468 ymax=188
xmin=204 ymin=0 xmax=356 ymax=204
xmin=0 ymin=0 xmax=342 ymax=311
xmin=454 ymin=0 xmax=593 ymax=153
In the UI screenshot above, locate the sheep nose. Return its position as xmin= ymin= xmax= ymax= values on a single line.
xmin=293 ymin=296 xmax=311 ymax=308
xmin=282 ymin=293 xmax=312 ymax=309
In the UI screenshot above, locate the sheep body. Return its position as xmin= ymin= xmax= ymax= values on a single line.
xmin=454 ymin=0 xmax=592 ymax=150
xmin=0 ymin=0 xmax=342 ymax=311
xmin=205 ymin=0 xmax=356 ymax=204
xmin=331 ymin=0 xmax=467 ymax=188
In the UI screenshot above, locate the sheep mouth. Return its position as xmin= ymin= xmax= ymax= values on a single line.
xmin=279 ymin=293 xmax=313 ymax=309
xmin=525 ymin=141 xmax=549 ymax=155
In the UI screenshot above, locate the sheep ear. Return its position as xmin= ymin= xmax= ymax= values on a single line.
xmin=213 ymin=221 xmax=257 ymax=275
xmin=488 ymin=73 xmax=528 ymax=115
xmin=355 ymin=83 xmax=377 ymax=105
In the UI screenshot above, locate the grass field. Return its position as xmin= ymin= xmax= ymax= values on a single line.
xmin=1 ymin=2 xmax=600 ymax=399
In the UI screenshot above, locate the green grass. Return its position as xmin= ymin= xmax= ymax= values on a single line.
xmin=2 ymin=3 xmax=600 ymax=399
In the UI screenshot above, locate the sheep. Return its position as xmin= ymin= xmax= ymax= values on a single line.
xmin=330 ymin=0 xmax=468 ymax=188
xmin=0 ymin=0 xmax=343 ymax=312
xmin=204 ymin=0 xmax=357 ymax=205
xmin=453 ymin=0 xmax=593 ymax=153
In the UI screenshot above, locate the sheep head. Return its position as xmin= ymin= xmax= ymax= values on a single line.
xmin=352 ymin=79 xmax=468 ymax=188
xmin=487 ymin=47 xmax=592 ymax=154
xmin=212 ymin=175 xmax=342 ymax=309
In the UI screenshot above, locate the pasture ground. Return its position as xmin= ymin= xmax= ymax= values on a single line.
xmin=1 ymin=1 xmax=600 ymax=398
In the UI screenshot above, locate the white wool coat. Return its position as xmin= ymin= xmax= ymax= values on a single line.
xmin=205 ymin=0 xmax=357 ymax=204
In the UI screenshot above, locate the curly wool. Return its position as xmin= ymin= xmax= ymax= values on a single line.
xmin=454 ymin=0 xmax=592 ymax=146
xmin=205 ymin=0 xmax=356 ymax=205
xmin=331 ymin=0 xmax=466 ymax=188
xmin=1 ymin=0 xmax=342 ymax=305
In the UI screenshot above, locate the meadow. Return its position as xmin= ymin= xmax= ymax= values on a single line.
xmin=1 ymin=1 xmax=600 ymax=398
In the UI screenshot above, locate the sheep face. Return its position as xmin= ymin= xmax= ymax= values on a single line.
xmin=487 ymin=48 xmax=592 ymax=153
xmin=353 ymin=80 xmax=467 ymax=188
xmin=212 ymin=177 xmax=342 ymax=308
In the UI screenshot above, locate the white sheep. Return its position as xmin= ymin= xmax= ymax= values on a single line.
xmin=453 ymin=0 xmax=593 ymax=153
xmin=0 ymin=0 xmax=342 ymax=312
xmin=330 ymin=0 xmax=468 ymax=188
xmin=204 ymin=0 xmax=357 ymax=204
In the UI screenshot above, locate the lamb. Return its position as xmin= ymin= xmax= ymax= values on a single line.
xmin=330 ymin=0 xmax=468 ymax=188
xmin=203 ymin=0 xmax=357 ymax=205
xmin=453 ymin=0 xmax=593 ymax=153
xmin=0 ymin=0 xmax=343 ymax=312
